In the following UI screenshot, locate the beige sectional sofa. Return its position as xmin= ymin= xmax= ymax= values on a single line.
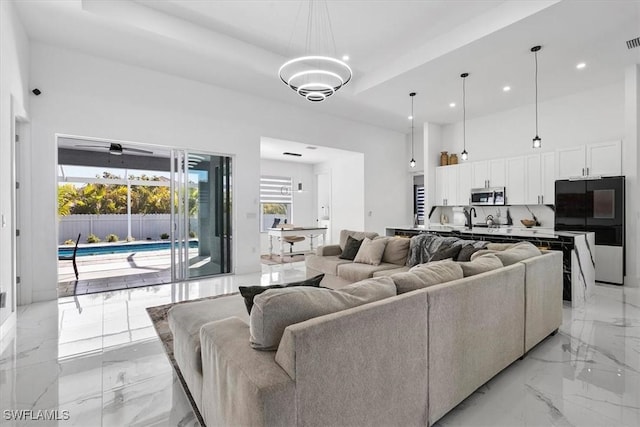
xmin=305 ymin=230 xmax=413 ymax=288
xmin=168 ymin=237 xmax=563 ymax=427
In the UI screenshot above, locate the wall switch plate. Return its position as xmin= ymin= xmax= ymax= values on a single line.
xmin=0 ymin=292 xmax=7 ymax=308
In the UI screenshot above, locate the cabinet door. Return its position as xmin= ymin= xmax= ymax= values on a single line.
xmin=556 ymin=146 xmax=586 ymax=179
xmin=445 ymin=165 xmax=459 ymax=205
xmin=506 ymin=156 xmax=527 ymax=205
xmin=457 ymin=163 xmax=472 ymax=206
xmin=489 ymin=159 xmax=506 ymax=187
xmin=586 ymin=140 xmax=621 ymax=177
xmin=434 ymin=167 xmax=446 ymax=205
xmin=524 ymin=155 xmax=541 ymax=204
xmin=540 ymin=152 xmax=555 ymax=205
xmin=472 ymin=161 xmax=489 ymax=188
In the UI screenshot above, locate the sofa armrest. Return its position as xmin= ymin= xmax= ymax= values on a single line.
xmin=521 ymin=251 xmax=563 ymax=352
xmin=274 ymin=292 xmax=429 ymax=426
xmin=316 ymin=244 xmax=342 ymax=256
xmin=199 ymin=317 xmax=295 ymax=427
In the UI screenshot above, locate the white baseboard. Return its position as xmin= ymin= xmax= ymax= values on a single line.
xmin=624 ymin=275 xmax=640 ymax=287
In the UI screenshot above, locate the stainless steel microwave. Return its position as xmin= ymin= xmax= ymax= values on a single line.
xmin=470 ymin=187 xmax=506 ymax=206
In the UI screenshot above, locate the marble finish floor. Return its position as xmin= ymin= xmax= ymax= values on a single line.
xmin=1 ymin=263 xmax=639 ymax=426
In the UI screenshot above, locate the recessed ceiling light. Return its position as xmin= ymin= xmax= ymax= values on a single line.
xmin=449 ymin=102 xmax=456 ymax=108
xmin=342 ymin=55 xmax=350 ymax=61
xmin=576 ymin=62 xmax=586 ymax=69
xmin=503 ymin=86 xmax=511 ymax=92
xmin=408 ymin=115 xmax=413 ymax=120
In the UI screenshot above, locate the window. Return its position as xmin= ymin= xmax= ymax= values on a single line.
xmin=260 ymin=175 xmax=292 ymax=231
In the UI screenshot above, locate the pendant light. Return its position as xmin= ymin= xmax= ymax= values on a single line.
xmin=278 ymin=1 xmax=352 ymax=102
xmin=460 ymin=73 xmax=469 ymax=161
xmin=531 ymin=45 xmax=542 ymax=148
xmin=409 ymin=92 xmax=416 ymax=168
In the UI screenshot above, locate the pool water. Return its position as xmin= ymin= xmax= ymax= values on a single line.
xmin=58 ymin=240 xmax=199 ymax=257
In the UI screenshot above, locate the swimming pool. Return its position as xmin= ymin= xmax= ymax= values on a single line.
xmin=58 ymin=240 xmax=199 ymax=257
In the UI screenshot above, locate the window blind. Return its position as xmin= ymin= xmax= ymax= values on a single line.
xmin=260 ymin=176 xmax=292 ymax=203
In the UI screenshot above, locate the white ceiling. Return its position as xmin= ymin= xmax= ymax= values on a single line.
xmin=15 ymin=0 xmax=640 ymax=135
xmin=260 ymin=136 xmax=355 ymax=164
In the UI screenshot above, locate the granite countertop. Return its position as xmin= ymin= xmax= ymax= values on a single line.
xmin=388 ymin=225 xmax=594 ymax=240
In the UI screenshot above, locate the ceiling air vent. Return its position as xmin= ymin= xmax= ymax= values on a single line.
xmin=283 ymin=152 xmax=302 ymax=157
xmin=627 ymin=37 xmax=640 ymax=49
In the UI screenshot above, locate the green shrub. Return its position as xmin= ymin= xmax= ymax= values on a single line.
xmin=189 ymin=231 xmax=197 ymax=238
xmin=160 ymin=233 xmax=170 ymax=240
xmin=106 ymin=234 xmax=119 ymax=243
xmin=63 ymin=239 xmax=75 ymax=245
xmin=87 ymin=234 xmax=101 ymax=244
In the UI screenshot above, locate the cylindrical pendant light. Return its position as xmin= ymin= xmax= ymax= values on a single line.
xmin=409 ymin=92 xmax=417 ymax=168
xmin=531 ymin=45 xmax=542 ymax=148
xmin=460 ymin=73 xmax=469 ymax=161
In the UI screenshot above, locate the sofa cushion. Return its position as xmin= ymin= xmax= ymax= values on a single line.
xmin=486 ymin=242 xmax=516 ymax=251
xmin=458 ymin=254 xmax=503 ymax=277
xmin=372 ymin=266 xmax=410 ymax=277
xmin=250 ymin=277 xmax=396 ymax=350
xmin=305 ymin=254 xmax=352 ymax=276
xmin=239 ymin=274 xmax=325 ymax=314
xmin=393 ymin=260 xmax=463 ymax=294
xmin=339 ymin=230 xmax=379 ymax=251
xmin=472 ymin=241 xmax=541 ymax=266
xmin=381 ymin=237 xmax=411 ymax=266
xmin=339 ymin=236 xmax=363 ymax=260
xmin=337 ymin=262 xmax=399 ymax=283
xmin=354 ymin=237 xmax=387 ymax=265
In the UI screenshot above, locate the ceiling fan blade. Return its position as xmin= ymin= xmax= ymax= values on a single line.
xmin=122 ymin=147 xmax=154 ymax=154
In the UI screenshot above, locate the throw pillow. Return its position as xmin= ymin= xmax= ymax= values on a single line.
xmin=339 ymin=236 xmax=363 ymax=260
xmin=353 ymin=237 xmax=387 ymax=265
xmin=458 ymin=253 xmax=503 ymax=277
xmin=429 ymin=244 xmax=462 ymax=262
xmin=457 ymin=244 xmax=486 ymax=262
xmin=381 ymin=237 xmax=411 ymax=265
xmin=339 ymin=230 xmax=379 ymax=251
xmin=394 ymin=260 xmax=463 ymax=294
xmin=249 ymin=276 xmax=396 ymax=350
xmin=238 ymin=274 xmax=325 ymax=314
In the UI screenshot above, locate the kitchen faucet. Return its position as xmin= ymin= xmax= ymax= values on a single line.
xmin=463 ymin=207 xmax=477 ymax=229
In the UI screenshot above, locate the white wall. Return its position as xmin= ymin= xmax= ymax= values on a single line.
xmin=315 ymin=151 xmax=366 ymax=244
xmin=259 ymin=159 xmax=315 ymax=254
xmin=24 ymin=42 xmax=408 ymax=302
xmin=0 ymin=0 xmax=30 ymax=336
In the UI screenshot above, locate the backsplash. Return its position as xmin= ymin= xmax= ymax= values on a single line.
xmin=431 ymin=204 xmax=555 ymax=228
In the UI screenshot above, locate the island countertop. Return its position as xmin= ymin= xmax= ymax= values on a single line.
xmin=386 ymin=225 xmax=594 ymax=240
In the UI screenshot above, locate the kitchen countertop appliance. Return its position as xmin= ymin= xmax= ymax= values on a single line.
xmin=555 ymin=176 xmax=625 ymax=285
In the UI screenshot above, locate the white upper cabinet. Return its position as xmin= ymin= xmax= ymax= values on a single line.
xmin=586 ymin=140 xmax=621 ymax=177
xmin=506 ymin=156 xmax=526 ymax=205
xmin=540 ymin=152 xmax=555 ymax=205
xmin=557 ymin=141 xmax=621 ymax=179
xmin=471 ymin=161 xmax=489 ymax=188
xmin=434 ymin=165 xmax=459 ymax=206
xmin=523 ymin=153 xmax=555 ymax=205
xmin=473 ymin=159 xmax=505 ymax=188
xmin=457 ymin=163 xmax=472 ymax=206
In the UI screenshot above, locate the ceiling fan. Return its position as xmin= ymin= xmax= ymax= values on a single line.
xmin=74 ymin=142 xmax=154 ymax=156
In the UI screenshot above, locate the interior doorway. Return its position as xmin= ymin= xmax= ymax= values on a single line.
xmin=56 ymin=136 xmax=232 ymax=296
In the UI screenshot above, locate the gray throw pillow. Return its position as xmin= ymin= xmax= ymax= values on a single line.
xmin=354 ymin=237 xmax=387 ymax=265
xmin=250 ymin=277 xmax=396 ymax=350
xmin=381 ymin=237 xmax=411 ymax=265
xmin=456 ymin=244 xmax=485 ymax=262
xmin=339 ymin=235 xmax=363 ymax=260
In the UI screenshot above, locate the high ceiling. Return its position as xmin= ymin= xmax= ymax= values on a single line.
xmin=14 ymin=0 xmax=640 ymax=132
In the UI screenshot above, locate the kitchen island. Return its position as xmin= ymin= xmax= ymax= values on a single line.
xmin=386 ymin=225 xmax=595 ymax=307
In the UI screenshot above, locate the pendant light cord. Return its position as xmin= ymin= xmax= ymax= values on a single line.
xmin=463 ymin=76 xmax=466 ymax=152
xmin=534 ymin=50 xmax=539 ymax=135
xmin=411 ymin=95 xmax=415 ymax=158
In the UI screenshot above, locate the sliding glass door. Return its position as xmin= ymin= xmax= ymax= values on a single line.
xmin=171 ymin=150 xmax=232 ymax=281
